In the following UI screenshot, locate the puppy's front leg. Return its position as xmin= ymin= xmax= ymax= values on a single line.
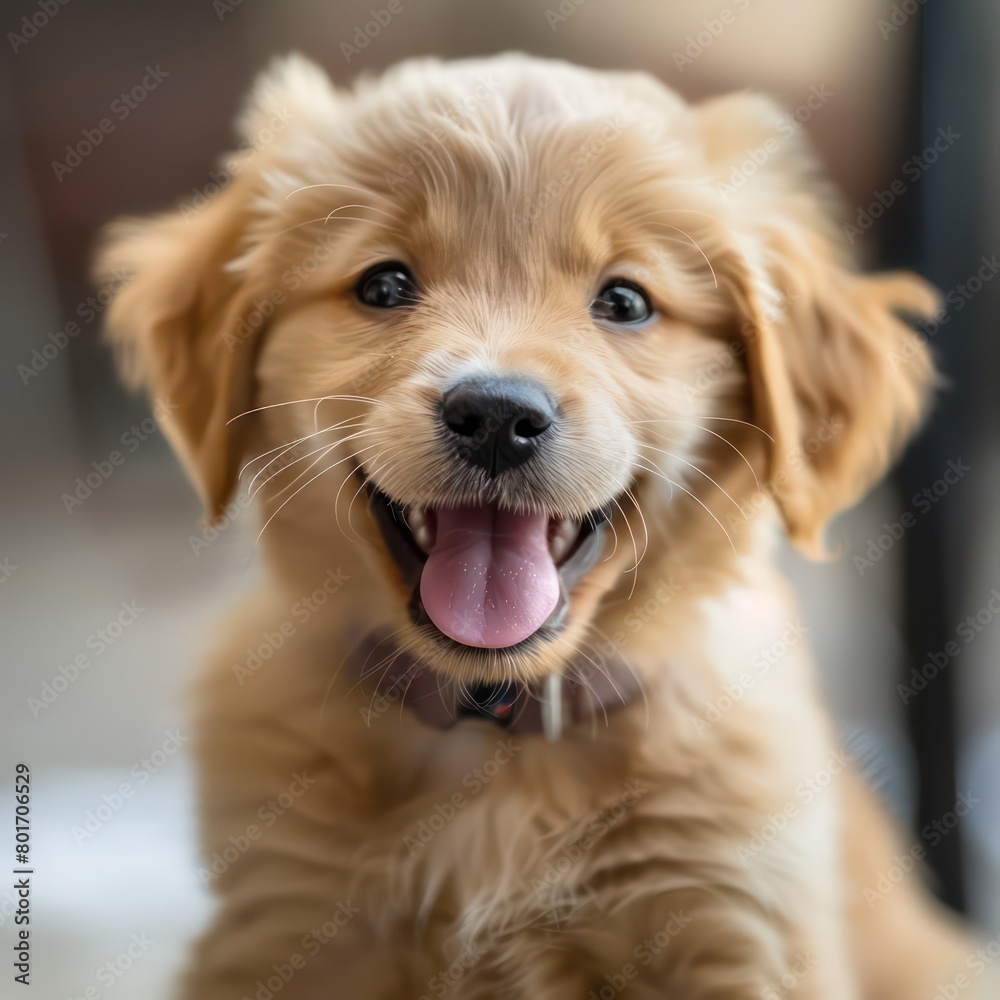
xmin=578 ymin=887 xmax=853 ymax=1000
xmin=177 ymin=705 xmax=411 ymax=1000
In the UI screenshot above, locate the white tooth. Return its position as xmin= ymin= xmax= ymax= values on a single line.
xmin=412 ymin=523 xmax=433 ymax=552
xmin=549 ymin=517 xmax=580 ymax=564
xmin=549 ymin=534 xmax=571 ymax=564
xmin=404 ymin=507 xmax=433 ymax=552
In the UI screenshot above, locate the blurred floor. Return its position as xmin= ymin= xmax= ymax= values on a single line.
xmin=2 ymin=461 xmax=241 ymax=999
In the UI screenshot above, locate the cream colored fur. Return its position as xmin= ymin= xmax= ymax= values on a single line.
xmin=97 ymin=53 xmax=990 ymax=999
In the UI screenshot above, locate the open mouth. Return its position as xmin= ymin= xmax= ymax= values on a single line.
xmin=365 ymin=480 xmax=609 ymax=651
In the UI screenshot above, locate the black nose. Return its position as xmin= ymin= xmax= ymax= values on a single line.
xmin=440 ymin=376 xmax=558 ymax=476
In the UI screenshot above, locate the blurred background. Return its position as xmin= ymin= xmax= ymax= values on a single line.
xmin=1 ymin=1 xmax=997 ymax=996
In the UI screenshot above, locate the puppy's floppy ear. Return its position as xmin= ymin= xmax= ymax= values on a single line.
xmin=95 ymin=54 xmax=337 ymax=520
xmin=96 ymin=178 xmax=265 ymax=520
xmin=699 ymin=93 xmax=940 ymax=556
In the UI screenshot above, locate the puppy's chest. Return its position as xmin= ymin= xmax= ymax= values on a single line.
xmin=361 ymin=726 xmax=639 ymax=918
xmin=371 ymin=722 xmax=632 ymax=851
xmin=402 ymin=724 xmax=525 ymax=797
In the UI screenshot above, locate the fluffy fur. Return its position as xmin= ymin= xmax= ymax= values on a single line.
xmin=99 ymin=53 xmax=985 ymax=998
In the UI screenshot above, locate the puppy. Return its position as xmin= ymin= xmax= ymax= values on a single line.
xmin=99 ymin=53 xmax=984 ymax=999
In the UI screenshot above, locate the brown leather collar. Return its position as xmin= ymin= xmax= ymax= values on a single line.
xmin=351 ymin=632 xmax=644 ymax=739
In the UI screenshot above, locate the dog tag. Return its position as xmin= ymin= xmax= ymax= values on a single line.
xmin=541 ymin=673 xmax=564 ymax=742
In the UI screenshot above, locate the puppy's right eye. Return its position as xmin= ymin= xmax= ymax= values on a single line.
xmin=356 ymin=262 xmax=419 ymax=309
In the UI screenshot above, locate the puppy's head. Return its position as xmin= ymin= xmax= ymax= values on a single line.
xmin=98 ymin=54 xmax=937 ymax=684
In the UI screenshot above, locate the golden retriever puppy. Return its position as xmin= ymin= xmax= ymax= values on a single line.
xmin=98 ymin=53 xmax=987 ymax=999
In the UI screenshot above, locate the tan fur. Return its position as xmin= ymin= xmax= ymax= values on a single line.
xmin=98 ymin=54 xmax=987 ymax=998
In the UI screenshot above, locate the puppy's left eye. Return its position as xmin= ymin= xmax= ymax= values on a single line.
xmin=356 ymin=262 xmax=419 ymax=309
xmin=591 ymin=279 xmax=653 ymax=325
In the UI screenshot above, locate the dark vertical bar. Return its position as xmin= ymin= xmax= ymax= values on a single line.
xmin=895 ymin=0 xmax=991 ymax=913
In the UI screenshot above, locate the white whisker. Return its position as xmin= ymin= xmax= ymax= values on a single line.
xmin=650 ymin=221 xmax=718 ymax=288
xmin=254 ymin=443 xmax=379 ymax=546
xmin=609 ymin=495 xmax=642 ymax=596
xmin=228 ymin=394 xmax=385 ymax=426
xmin=639 ymin=443 xmax=749 ymax=526
xmin=634 ymin=457 xmax=737 ymax=555
xmin=629 ymin=418 xmax=761 ymax=493
xmin=243 ymin=420 xmax=366 ymax=492
xmin=694 ymin=415 xmax=773 ymax=442
xmin=623 ymin=486 xmax=650 ymax=569
xmin=285 ymin=183 xmax=378 ymax=207
xmin=239 ymin=415 xmax=362 ymax=481
xmin=272 ymin=213 xmax=384 ymax=240
xmin=581 ymin=627 xmax=650 ymax=731
xmin=345 ymin=450 xmax=399 ymax=541
xmin=255 ymin=430 xmax=379 ymax=502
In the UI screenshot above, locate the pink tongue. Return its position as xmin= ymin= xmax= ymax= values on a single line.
xmin=419 ymin=505 xmax=559 ymax=648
